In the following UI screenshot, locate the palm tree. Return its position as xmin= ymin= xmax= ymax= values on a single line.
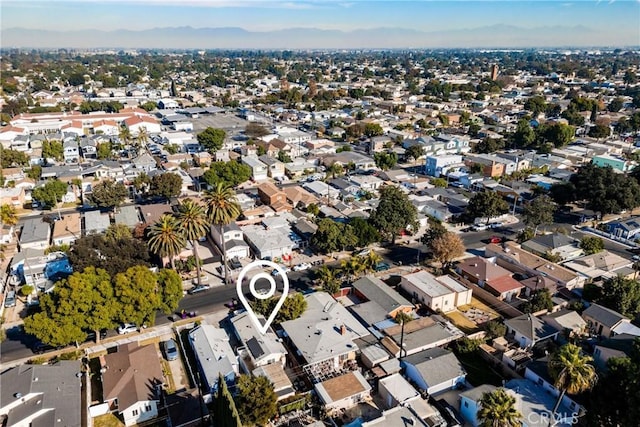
xmin=118 ymin=126 xmax=131 ymax=148
xmin=315 ymin=265 xmax=340 ymax=294
xmin=477 ymin=388 xmax=522 ymax=427
xmin=148 ymin=214 xmax=186 ymax=269
xmin=0 ymin=204 xmax=18 ymax=226
xmin=340 ymin=256 xmax=365 ymax=282
xmin=548 ymin=343 xmax=597 ymax=423
xmin=203 ymin=183 xmax=241 ymax=285
xmin=175 ymin=199 xmax=209 ymax=286
xmin=135 ymin=126 xmax=149 ymax=157
xmin=361 ymin=250 xmax=383 ymax=274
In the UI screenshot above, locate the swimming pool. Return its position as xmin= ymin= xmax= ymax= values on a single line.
xmin=44 ymin=257 xmax=73 ymax=281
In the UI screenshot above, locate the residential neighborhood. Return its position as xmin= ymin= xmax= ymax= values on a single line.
xmin=1 ymin=45 xmax=640 ymax=427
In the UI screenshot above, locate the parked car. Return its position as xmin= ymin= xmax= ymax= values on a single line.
xmin=85 ymin=329 xmax=108 ymax=342
xmin=471 ymin=224 xmax=488 ymax=231
xmin=489 ymin=222 xmax=504 ymax=229
xmin=4 ymin=290 xmax=16 ymax=308
xmin=188 ymin=284 xmax=211 ymax=295
xmin=117 ymin=323 xmax=138 ymax=334
xmin=488 ymin=236 xmax=502 ymax=244
xmin=293 ymin=262 xmax=311 ymax=272
xmin=32 ymin=341 xmax=63 ymax=354
xmin=229 ymin=257 xmax=243 ymax=270
xmin=374 ymin=262 xmax=391 ymax=272
xmin=271 ymin=267 xmax=291 ymax=277
xmin=163 ymin=338 xmax=179 ymax=361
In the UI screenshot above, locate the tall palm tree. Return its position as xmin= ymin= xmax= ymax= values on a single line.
xmin=203 ymin=183 xmax=241 ymax=285
xmin=477 ymin=388 xmax=522 ymax=427
xmin=548 ymin=343 xmax=597 ymax=422
xmin=147 ymin=214 xmax=186 ymax=269
xmin=175 ymin=199 xmax=209 ymax=286
xmin=0 ymin=204 xmax=19 ymax=226
xmin=118 ymin=126 xmax=131 ymax=148
xmin=136 ymin=126 xmax=149 ymax=157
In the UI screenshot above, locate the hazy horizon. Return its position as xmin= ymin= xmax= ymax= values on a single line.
xmin=2 ymin=0 xmax=639 ymax=48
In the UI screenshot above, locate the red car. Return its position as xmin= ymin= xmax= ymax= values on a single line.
xmin=489 ymin=236 xmax=502 ymax=244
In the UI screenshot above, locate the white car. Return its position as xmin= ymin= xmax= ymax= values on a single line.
xmin=293 ymin=263 xmax=311 ymax=272
xmin=117 ymin=323 xmax=138 ymax=335
xmin=472 ymin=224 xmax=488 ymax=231
xmin=271 ymin=267 xmax=291 ymax=277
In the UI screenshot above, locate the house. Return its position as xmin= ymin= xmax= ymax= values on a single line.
xmin=362 ymin=405 xmax=440 ymax=427
xmin=459 ymin=384 xmax=499 ymax=427
xmin=1 ymin=223 xmax=15 ymax=245
xmin=314 ymin=371 xmax=372 ymax=416
xmin=158 ymin=98 xmax=179 ymax=109
xmin=231 ymin=311 xmax=288 ymax=372
xmin=0 ymin=360 xmax=81 ymax=427
xmin=0 ymin=187 xmax=25 ymax=207
xmin=242 ymin=223 xmax=297 ymax=260
xmin=582 ymin=303 xmax=640 ymax=338
xmin=563 ymin=250 xmax=634 ymax=281
xmin=323 ymin=151 xmax=376 ymax=171
xmin=401 ymin=347 xmax=466 ymax=395
xmin=424 ymin=154 xmax=463 ymax=177
xmin=63 ymin=139 xmax=80 ymax=163
xmin=188 ymin=325 xmax=239 ymax=398
xmin=19 ymin=218 xmax=51 ymax=250
xmin=542 ymin=309 xmax=587 ymax=339
xmin=400 ymin=270 xmax=466 ymax=312
xmin=378 ymin=373 xmax=421 ymax=408
xmin=352 ymin=276 xmax=414 ymax=320
xmin=279 ymin=292 xmax=370 ymax=374
xmin=52 ymin=213 xmax=81 ymax=246
xmin=485 ymin=242 xmax=584 ymax=290
xmin=284 ymin=186 xmax=318 ymax=209
xmin=132 ymin=153 xmax=157 ymax=173
xmin=505 ymin=314 xmax=560 ymax=348
xmin=114 ymin=205 xmax=141 ymax=228
xmin=593 ymin=334 xmax=638 ymax=369
xmin=84 ymin=210 xmax=111 ymax=235
xmin=258 ymin=155 xmax=286 ymax=178
xmin=456 ymin=256 xmax=524 ymax=302
xmin=210 ymin=222 xmax=251 ymax=260
xmin=521 ymin=233 xmax=582 ymax=261
xmin=606 ymin=216 xmax=640 ymax=240
xmin=257 ymin=181 xmax=291 ymax=212
xmin=101 ymin=343 xmax=164 ymax=427
xmin=139 ymin=203 xmax=173 ymax=225
xmin=380 ymin=317 xmax=463 ymax=357
xmin=124 ymin=116 xmax=161 ymax=135
xmin=242 ymin=156 xmax=269 ymax=181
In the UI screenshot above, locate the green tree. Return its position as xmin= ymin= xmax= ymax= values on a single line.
xmin=245 ymin=122 xmax=270 ymax=138
xmin=176 ymin=199 xmax=209 ymax=287
xmin=364 ymin=122 xmax=384 ymax=137
xmin=514 ymin=119 xmax=536 ymax=148
xmin=588 ymin=124 xmax=611 ymax=139
xmin=522 ymin=195 xmax=555 ymax=234
xmin=421 ymin=216 xmax=448 ymax=247
xmin=0 ymin=147 xmax=29 ymax=168
xmin=235 ymin=375 xmax=278 ymax=427
xmin=113 ymin=265 xmax=162 ymax=326
xmin=484 ymin=320 xmax=507 ymax=339
xmin=0 ymin=204 xmax=18 ymax=226
xmin=608 ymin=97 xmax=624 ymax=113
xmin=580 ymin=236 xmax=604 ymax=255
xmin=69 ymin=234 xmax=150 ymax=277
xmin=525 ymin=95 xmax=548 ymax=115
xmin=105 ymin=223 xmax=133 ymax=242
xmin=360 ymin=250 xmax=383 ymax=274
xmin=23 ymin=267 xmax=118 ymax=346
xmin=594 ymin=276 xmax=640 ymax=319
xmin=349 ymin=217 xmax=381 ymax=247
xmin=67 ymin=72 xmax=85 ymax=87
xmin=97 ymin=142 xmax=112 ymax=160
xmin=373 ymin=151 xmax=398 ymax=170
xmin=149 ymin=172 xmax=182 ymax=200
xmin=213 ymin=375 xmax=242 ymax=427
xmin=277 ymin=150 xmax=292 ymax=163
xmin=203 ymin=183 xmax=241 ymax=285
xmin=465 ymin=191 xmax=509 ymax=224
xmin=431 ymin=177 xmax=448 ymax=188
xmin=477 ymin=388 xmax=522 ymax=427
xmin=370 ymin=185 xmax=418 ymax=243
xmin=549 ymin=182 xmax=576 ymax=206
xmin=277 ymin=293 xmax=308 ymax=322
xmin=26 ymin=165 xmax=42 ymax=180
xmin=88 ymin=179 xmax=128 ymax=209
xmin=42 ymin=140 xmax=64 ymax=161
xmin=548 ymin=343 xmax=597 ymax=422
xmin=405 ymin=144 xmax=424 ymax=163
xmin=203 ymin=160 xmax=251 ymax=187
xmin=306 ymin=203 xmax=320 ymax=217
xmin=197 ymin=127 xmax=226 ymax=152
xmin=156 ymin=269 xmax=184 ymax=315
xmin=32 ymin=179 xmax=68 ymax=209
xmin=340 ymin=256 xmax=365 ymax=282
xmin=315 ymin=265 xmax=341 ymax=294
xmin=148 ymin=214 xmax=186 ymax=269
xmin=430 ymin=232 xmax=466 ymax=267
xmin=522 ymin=289 xmax=554 ymax=313
xmin=140 ymin=101 xmax=157 ymax=112
xmin=394 ymin=311 xmax=413 ymax=324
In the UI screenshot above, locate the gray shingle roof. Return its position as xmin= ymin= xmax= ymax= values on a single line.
xmin=352 ymin=276 xmax=412 ymax=315
xmin=402 ymin=347 xmax=466 ymax=388
xmin=583 ymin=303 xmax=627 ymax=328
xmin=505 ymin=314 xmax=559 ymax=341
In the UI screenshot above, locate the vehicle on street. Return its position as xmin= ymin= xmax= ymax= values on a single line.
xmin=163 ymin=338 xmax=179 ymax=361
xmin=32 ymin=341 xmax=63 ymax=354
xmin=117 ymin=323 xmax=138 ymax=334
xmin=472 ymin=224 xmax=488 ymax=231
xmin=374 ymin=262 xmax=391 ymax=272
xmin=632 ymin=255 xmax=640 ymax=261
xmin=188 ymin=284 xmax=211 ymax=294
xmin=488 ymin=236 xmax=503 ymax=244
xmin=4 ymin=290 xmax=16 ymax=308
xmin=293 ymin=262 xmax=311 ymax=271
xmin=489 ymin=222 xmax=503 ymax=229
xmin=271 ymin=267 xmax=291 ymax=277
xmin=85 ymin=329 xmax=108 ymax=342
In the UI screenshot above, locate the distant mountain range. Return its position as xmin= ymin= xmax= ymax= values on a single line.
xmin=1 ymin=25 xmax=633 ymax=49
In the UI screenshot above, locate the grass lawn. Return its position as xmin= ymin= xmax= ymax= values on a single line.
xmin=93 ymin=414 xmax=124 ymax=427
xmin=455 ymin=350 xmax=505 ymax=387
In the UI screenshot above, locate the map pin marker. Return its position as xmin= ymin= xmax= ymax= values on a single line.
xmin=236 ymin=260 xmax=290 ymax=335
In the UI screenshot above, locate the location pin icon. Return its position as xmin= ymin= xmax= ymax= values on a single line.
xmin=236 ymin=260 xmax=290 ymax=335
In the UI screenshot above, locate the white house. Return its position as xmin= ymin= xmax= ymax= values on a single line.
xmin=210 ymin=222 xmax=250 ymax=260
xmin=400 ymin=270 xmax=457 ymax=313
xmin=314 ymin=371 xmax=372 ymax=416
xmin=189 ymin=325 xmax=238 ymax=400
xmin=63 ymin=139 xmax=80 ymax=163
xmin=242 ymin=156 xmax=269 ymax=181
xmin=504 ymin=314 xmax=560 ymax=349
xmin=401 ymin=347 xmax=466 ymax=395
xmin=230 ymin=311 xmax=288 ymax=371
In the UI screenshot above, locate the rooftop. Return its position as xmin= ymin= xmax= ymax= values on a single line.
xmin=314 ymin=371 xmax=371 ymax=405
xmin=401 ymin=270 xmax=455 ymax=298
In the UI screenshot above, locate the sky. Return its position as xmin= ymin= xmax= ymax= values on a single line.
xmin=2 ymin=0 xmax=639 ymax=46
